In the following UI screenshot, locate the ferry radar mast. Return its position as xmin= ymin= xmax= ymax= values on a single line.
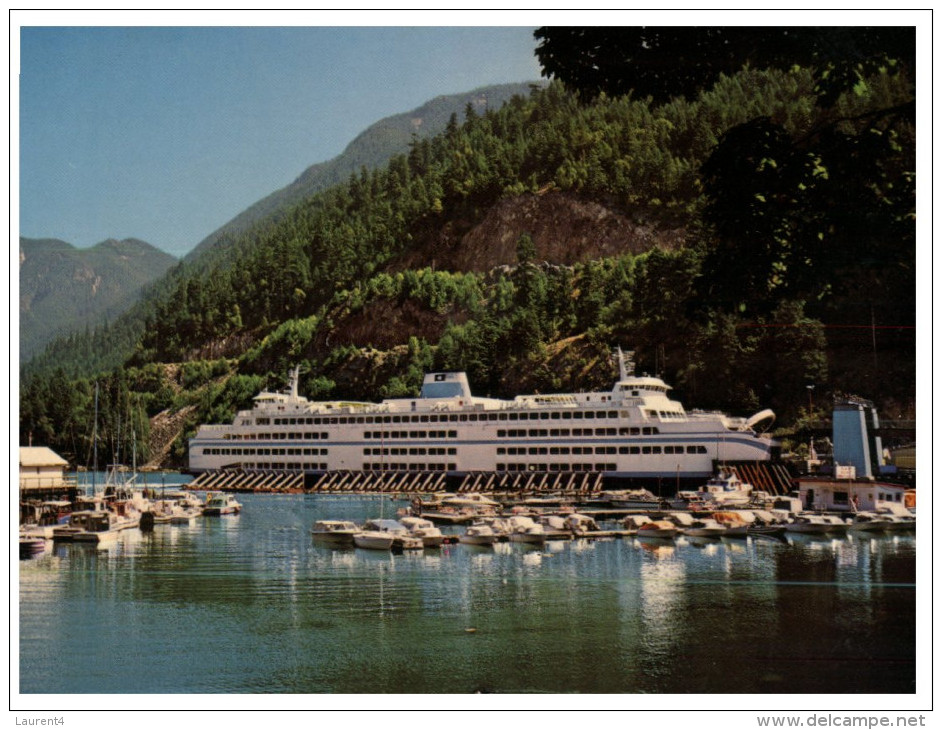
xmin=615 ymin=347 xmax=636 ymax=381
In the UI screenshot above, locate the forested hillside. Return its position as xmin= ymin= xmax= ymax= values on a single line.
xmin=20 ymin=28 xmax=915 ymax=470
xmin=185 ymin=82 xmax=538 ymax=263
xmin=19 ymin=237 xmax=176 ymax=362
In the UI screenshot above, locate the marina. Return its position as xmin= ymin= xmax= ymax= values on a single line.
xmin=18 ymin=492 xmax=915 ymax=694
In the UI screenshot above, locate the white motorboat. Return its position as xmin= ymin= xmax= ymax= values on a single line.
xmin=669 ymin=491 xmax=715 ymax=511
xmin=745 ymin=509 xmax=787 ymax=538
xmin=608 ymin=489 xmax=663 ymax=510
xmin=19 ymin=534 xmax=47 ymax=559
xmin=538 ymin=514 xmax=572 ymax=539
xmin=169 ymin=493 xmax=205 ymax=525
xmin=784 ymin=515 xmax=838 ymax=534
xmin=623 ymin=514 xmax=653 ymax=536
xmin=564 ymin=513 xmax=602 ymax=537
xmin=877 ymin=514 xmax=916 ymax=532
xmin=711 ymin=510 xmax=754 ymax=537
xmin=398 ymin=516 xmax=445 ymax=548
xmin=876 ymin=504 xmax=916 ymax=531
xmin=458 ymin=523 xmax=499 ymax=546
xmin=202 ymin=493 xmax=242 ymax=516
xmin=846 ymin=512 xmax=891 ymax=533
xmin=311 ymin=520 xmax=361 ymax=546
xmin=636 ymin=520 xmax=678 ymax=539
xmin=669 ymin=512 xmax=727 ymax=537
xmin=354 ymin=519 xmax=423 ymax=551
xmin=505 ymin=516 xmax=547 ymax=545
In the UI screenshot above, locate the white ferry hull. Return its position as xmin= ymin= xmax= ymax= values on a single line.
xmin=188 ymin=353 xmax=777 ymax=482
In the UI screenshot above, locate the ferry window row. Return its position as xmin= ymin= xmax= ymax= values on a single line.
xmin=497 ymin=426 xmax=660 ymax=438
xmin=249 ymin=461 xmax=327 ymax=471
xmin=201 ymin=447 xmax=328 ymax=456
xmin=227 ymin=432 xmax=329 ymax=441
xmin=363 ymin=463 xmax=457 ymax=471
xmin=363 ymin=447 xmax=457 ymax=456
xmin=497 ymin=444 xmax=707 ymax=456
xmin=498 ymin=463 xmax=617 ymax=472
xmin=364 ymin=430 xmax=457 ymax=440
xmin=255 ymin=410 xmax=627 ymax=426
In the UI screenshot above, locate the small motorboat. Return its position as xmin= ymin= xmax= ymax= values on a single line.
xmin=669 ymin=512 xmax=727 ymax=538
xmin=398 ymin=516 xmax=445 ymax=548
xmin=622 ymin=514 xmax=653 ymax=536
xmin=609 ymin=489 xmax=663 ymax=510
xmin=505 ymin=516 xmax=547 ymax=545
xmin=202 ymin=493 xmax=242 ymax=516
xmin=784 ymin=515 xmax=838 ymax=534
xmin=311 ymin=520 xmax=361 ymax=546
xmin=876 ymin=504 xmax=916 ymax=531
xmin=564 ymin=513 xmax=602 ymax=537
xmin=846 ymin=512 xmax=891 ymax=533
xmin=19 ymin=535 xmax=47 ymax=559
xmin=636 ymin=520 xmax=678 ymax=539
xmin=458 ymin=523 xmax=499 ymax=546
xmin=711 ymin=511 xmax=753 ymax=537
xmin=354 ymin=519 xmax=423 ymax=551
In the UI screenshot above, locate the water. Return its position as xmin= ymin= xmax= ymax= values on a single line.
xmin=19 ymin=494 xmax=916 ymax=694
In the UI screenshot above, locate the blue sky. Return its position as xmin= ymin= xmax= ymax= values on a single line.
xmin=18 ymin=23 xmax=543 ymax=258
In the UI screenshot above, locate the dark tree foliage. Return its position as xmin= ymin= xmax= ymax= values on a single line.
xmin=534 ymin=26 xmax=914 ymax=111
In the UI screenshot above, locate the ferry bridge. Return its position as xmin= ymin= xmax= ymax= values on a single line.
xmin=188 ymin=461 xmax=794 ymax=496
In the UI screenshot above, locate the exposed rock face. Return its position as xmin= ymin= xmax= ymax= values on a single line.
xmin=395 ymin=192 xmax=687 ymax=272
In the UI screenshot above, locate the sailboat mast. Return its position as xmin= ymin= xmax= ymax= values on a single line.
xmin=93 ymin=382 xmax=99 ymax=493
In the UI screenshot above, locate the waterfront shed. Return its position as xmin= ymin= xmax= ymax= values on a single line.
xmin=19 ymin=447 xmax=69 ymax=492
xmin=797 ymin=477 xmax=907 ymax=513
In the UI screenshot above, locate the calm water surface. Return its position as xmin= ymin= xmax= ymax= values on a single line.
xmin=20 ymin=493 xmax=916 ymax=694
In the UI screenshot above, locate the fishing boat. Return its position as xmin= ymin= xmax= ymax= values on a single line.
xmin=311 ymin=520 xmax=361 ymax=546
xmin=71 ymin=511 xmax=123 ymax=544
xmin=698 ymin=471 xmax=754 ymax=506
xmin=188 ymin=350 xmax=777 ymax=482
xmin=202 ymin=493 xmax=242 ymax=516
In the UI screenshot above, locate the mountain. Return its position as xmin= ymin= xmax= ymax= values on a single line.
xmin=19 ymin=65 xmax=914 ymax=469
xmin=185 ymin=82 xmax=540 ymax=262
xmin=19 ymin=237 xmax=177 ymax=362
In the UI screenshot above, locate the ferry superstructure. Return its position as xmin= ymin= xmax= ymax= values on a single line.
xmin=188 ymin=351 xmax=778 ymax=480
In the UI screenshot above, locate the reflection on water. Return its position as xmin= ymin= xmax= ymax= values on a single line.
xmin=20 ymin=494 xmax=915 ymax=694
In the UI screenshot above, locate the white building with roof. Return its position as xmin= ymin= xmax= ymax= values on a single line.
xmin=19 ymin=446 xmax=70 ymax=492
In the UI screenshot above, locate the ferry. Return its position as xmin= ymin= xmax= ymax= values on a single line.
xmin=188 ymin=350 xmax=778 ymax=482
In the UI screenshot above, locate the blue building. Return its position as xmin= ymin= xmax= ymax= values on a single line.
xmin=832 ymin=398 xmax=884 ymax=478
